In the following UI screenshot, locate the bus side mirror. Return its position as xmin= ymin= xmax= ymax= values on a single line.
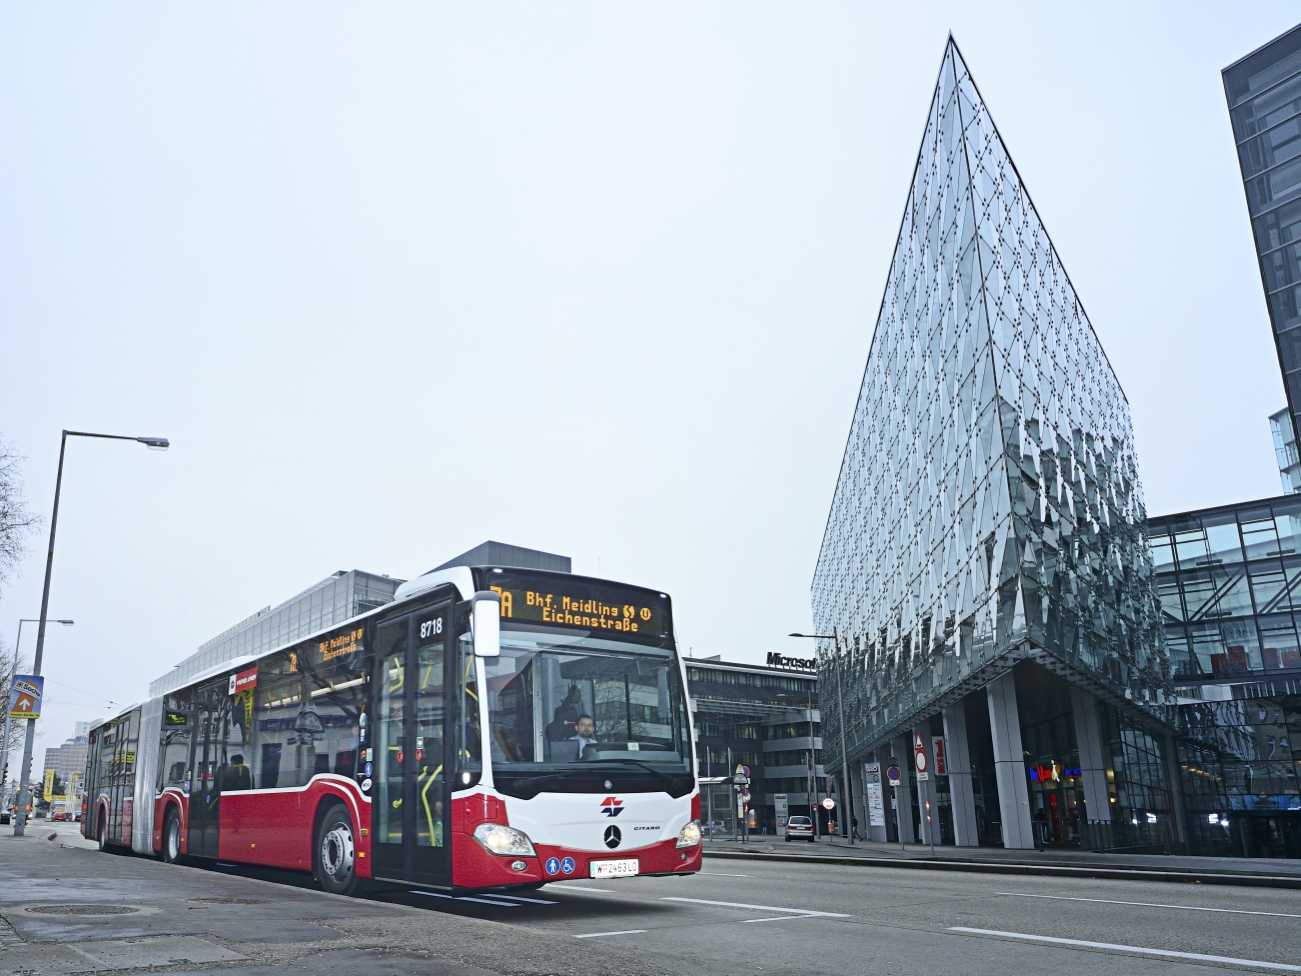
xmin=472 ymin=591 xmax=501 ymax=658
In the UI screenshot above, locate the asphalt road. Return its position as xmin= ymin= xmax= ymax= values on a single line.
xmin=3 ymin=824 xmax=1301 ymax=975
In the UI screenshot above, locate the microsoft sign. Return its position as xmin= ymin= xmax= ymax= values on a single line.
xmin=766 ymin=652 xmax=816 ymax=671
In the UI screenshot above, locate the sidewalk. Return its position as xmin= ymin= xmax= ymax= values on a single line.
xmin=701 ymin=833 xmax=1301 ymax=889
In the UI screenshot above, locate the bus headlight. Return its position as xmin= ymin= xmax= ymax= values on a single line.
xmin=472 ymin=822 xmax=536 ymax=857
xmin=676 ymin=820 xmax=702 ymax=849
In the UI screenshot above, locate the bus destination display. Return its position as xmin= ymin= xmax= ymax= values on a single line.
xmin=488 ymin=575 xmax=667 ymax=640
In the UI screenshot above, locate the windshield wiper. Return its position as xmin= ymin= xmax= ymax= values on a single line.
xmin=597 ymin=758 xmax=682 ymax=789
xmin=512 ymin=769 xmax=589 ymax=792
xmin=506 ymin=759 xmax=685 ymax=794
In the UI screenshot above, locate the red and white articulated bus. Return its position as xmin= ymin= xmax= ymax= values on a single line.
xmin=82 ymin=565 xmax=702 ymax=894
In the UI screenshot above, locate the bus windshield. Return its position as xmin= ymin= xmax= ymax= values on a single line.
xmin=476 ymin=625 xmax=691 ymax=775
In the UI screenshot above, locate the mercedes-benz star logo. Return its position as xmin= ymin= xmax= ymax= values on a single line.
xmin=603 ymin=825 xmax=622 ymax=849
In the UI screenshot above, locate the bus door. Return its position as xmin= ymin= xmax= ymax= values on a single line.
xmin=371 ymin=600 xmax=451 ymax=886
xmin=187 ymin=684 xmax=226 ymax=858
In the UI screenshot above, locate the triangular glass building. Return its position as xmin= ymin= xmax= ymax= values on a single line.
xmin=811 ymin=38 xmax=1174 ymax=850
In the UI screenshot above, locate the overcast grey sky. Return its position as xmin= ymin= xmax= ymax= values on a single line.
xmin=2 ymin=3 xmax=1297 ymax=748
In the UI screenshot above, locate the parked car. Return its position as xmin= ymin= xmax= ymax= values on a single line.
xmin=785 ymin=815 xmax=815 ymax=842
xmin=0 ymin=807 xmax=10 ymax=826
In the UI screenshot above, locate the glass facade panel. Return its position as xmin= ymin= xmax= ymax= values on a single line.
xmin=811 ymin=38 xmax=1169 ymax=769
xmin=1176 ymin=695 xmax=1301 ymax=857
xmin=1148 ymin=491 xmax=1301 ymax=854
xmin=1224 ymin=23 xmax=1301 ymax=451
xmin=1148 ymin=495 xmax=1301 ymax=680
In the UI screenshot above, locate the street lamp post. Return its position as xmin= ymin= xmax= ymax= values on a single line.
xmin=789 ymin=630 xmax=854 ymax=846
xmin=1 ymin=619 xmax=73 ymax=811
xmin=13 ymin=430 xmax=167 ymax=837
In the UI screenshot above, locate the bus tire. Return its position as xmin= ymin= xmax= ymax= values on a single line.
xmin=315 ymin=803 xmax=362 ymax=897
xmin=162 ymin=808 xmax=182 ymax=864
xmin=96 ymin=815 xmax=108 ymax=852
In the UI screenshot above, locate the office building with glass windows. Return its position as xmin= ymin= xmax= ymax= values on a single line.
xmin=685 ymin=656 xmax=824 ymax=835
xmin=811 ymin=36 xmax=1179 ymax=854
xmin=1103 ymin=21 xmax=1301 ymax=861
xmin=1225 ymin=23 xmax=1301 ymax=450
xmin=1269 ymin=407 xmax=1301 ymax=494
xmin=151 ymin=569 xmax=404 ymax=697
xmin=1146 ymin=498 xmax=1301 ymax=858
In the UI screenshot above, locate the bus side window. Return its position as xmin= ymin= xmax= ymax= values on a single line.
xmin=251 ymin=649 xmax=309 ymax=790
xmin=303 ymin=629 xmax=366 ymax=781
xmin=159 ymin=699 xmax=192 ymax=793
xmin=457 ymin=618 xmax=482 ymax=778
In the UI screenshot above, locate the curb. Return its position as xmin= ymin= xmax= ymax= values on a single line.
xmin=703 ymin=848 xmax=1301 ymax=890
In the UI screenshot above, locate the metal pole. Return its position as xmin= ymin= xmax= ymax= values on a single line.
xmin=705 ymin=746 xmax=713 ymax=841
xmin=15 ymin=431 xmax=67 ymax=837
xmin=834 ymin=627 xmax=853 ymax=846
xmin=727 ymin=746 xmax=734 ymax=840
xmin=928 ymin=783 xmax=936 ymax=856
xmin=742 ymin=784 xmax=748 ymax=844
xmin=895 ymin=784 xmax=904 ymax=852
xmin=809 ymin=697 xmax=819 ymax=841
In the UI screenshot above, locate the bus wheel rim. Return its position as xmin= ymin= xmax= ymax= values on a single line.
xmin=322 ymin=825 xmax=354 ymax=879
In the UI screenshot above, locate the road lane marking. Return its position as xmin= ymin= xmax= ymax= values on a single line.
xmin=997 ymin=892 xmax=1301 ymax=919
xmin=700 ymin=872 xmax=753 ymax=878
xmin=488 ymin=894 xmax=560 ymax=905
xmin=740 ymin=915 xmax=811 ymax=923
xmin=575 ymin=929 xmax=647 ymax=939
xmin=660 ymin=897 xmax=849 ymax=918
xmin=410 ymin=891 xmax=519 ymax=907
xmin=949 ymin=927 xmax=1301 ymax=972
xmin=552 ymin=885 xmax=614 ymax=893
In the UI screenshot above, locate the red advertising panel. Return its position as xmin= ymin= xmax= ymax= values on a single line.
xmin=229 ymin=666 xmax=258 ymax=695
xmin=931 ymin=736 xmax=947 ymax=775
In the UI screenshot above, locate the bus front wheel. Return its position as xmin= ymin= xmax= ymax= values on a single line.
xmin=162 ymin=808 xmax=182 ymax=863
xmin=315 ymin=804 xmax=362 ymax=897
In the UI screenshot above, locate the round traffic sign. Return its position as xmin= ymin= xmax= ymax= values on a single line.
xmin=821 ymin=797 xmax=835 ymax=810
xmin=886 ymin=764 xmax=901 ymax=785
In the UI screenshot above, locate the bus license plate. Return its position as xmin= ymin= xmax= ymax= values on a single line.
xmin=590 ymin=858 xmax=639 ymax=879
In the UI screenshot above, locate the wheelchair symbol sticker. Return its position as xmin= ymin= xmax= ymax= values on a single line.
xmin=560 ymin=856 xmax=575 ymax=875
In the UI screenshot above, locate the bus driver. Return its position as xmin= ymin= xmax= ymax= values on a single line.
xmin=570 ymin=714 xmax=599 ymax=754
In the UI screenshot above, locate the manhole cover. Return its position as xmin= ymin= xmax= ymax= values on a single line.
xmin=187 ymin=897 xmax=269 ymax=905
xmin=26 ymin=905 xmax=140 ymax=916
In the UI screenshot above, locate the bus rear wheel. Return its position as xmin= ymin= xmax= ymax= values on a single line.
xmin=315 ymin=805 xmax=362 ymax=897
xmin=162 ymin=808 xmax=182 ymax=863
xmin=96 ymin=816 xmax=108 ymax=852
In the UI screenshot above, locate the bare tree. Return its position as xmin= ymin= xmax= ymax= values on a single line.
xmin=0 ymin=436 xmax=37 ymax=808
xmin=0 ymin=437 xmax=38 ymax=598
xmin=0 ymin=635 xmax=29 ymax=803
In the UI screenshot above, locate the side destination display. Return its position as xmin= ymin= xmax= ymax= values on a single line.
xmin=486 ymin=571 xmax=670 ymax=644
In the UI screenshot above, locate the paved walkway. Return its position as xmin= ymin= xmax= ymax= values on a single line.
xmin=702 ymin=833 xmax=1301 ymax=884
